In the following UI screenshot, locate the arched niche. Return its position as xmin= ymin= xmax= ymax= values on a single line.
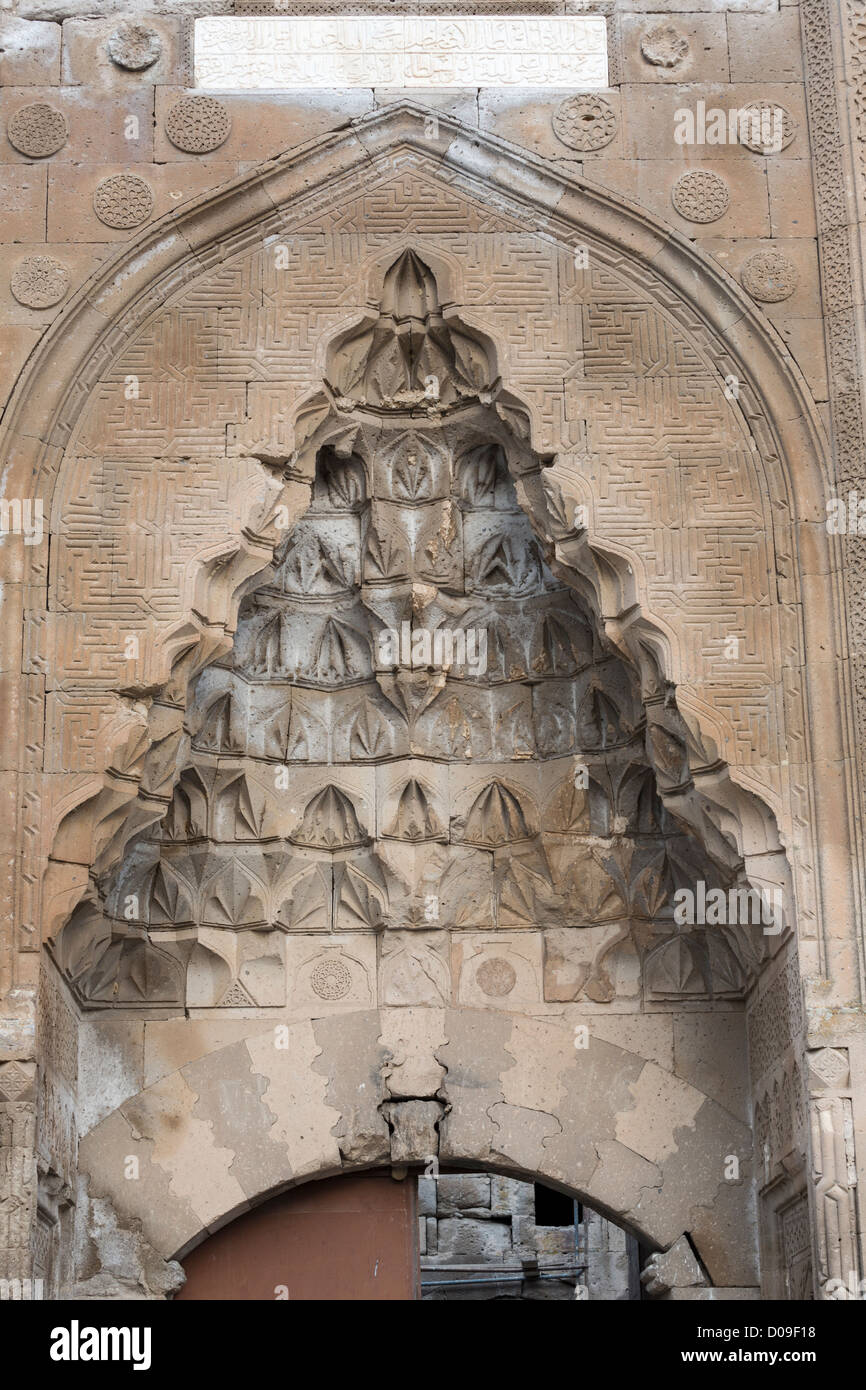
xmin=0 ymin=104 xmax=846 ymax=982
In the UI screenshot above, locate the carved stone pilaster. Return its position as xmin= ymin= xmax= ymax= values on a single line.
xmin=810 ymin=1092 xmax=860 ymax=1297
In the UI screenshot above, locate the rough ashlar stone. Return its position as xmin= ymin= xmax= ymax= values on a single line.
xmin=76 ymin=1019 xmax=144 ymax=1136
xmin=621 ymin=15 xmax=729 ymax=84
xmin=0 ymin=325 xmax=42 ymax=409
xmin=727 ymin=10 xmax=804 ymax=82
xmin=417 ymin=1176 xmax=437 ymax=1217
xmin=671 ymin=1013 xmax=749 ymax=1121
xmin=0 ymin=165 xmax=47 ymax=241
xmin=587 ymin=1250 xmax=632 ymax=1301
xmin=61 ymin=16 xmax=182 ymax=87
xmin=71 ymin=1187 xmax=185 ymax=1301
xmin=490 ymin=1174 xmax=535 ymax=1218
xmin=615 ymin=1064 xmax=705 ymax=1165
xmin=767 ymin=159 xmax=818 ymax=240
xmin=435 ymin=1216 xmax=515 ymax=1262
xmin=641 ymin=1236 xmax=708 ymax=1297
xmin=435 ymin=1173 xmax=491 ymax=1213
xmin=513 ymin=1215 xmax=577 ymax=1256
xmin=0 ymin=18 xmax=61 ymax=86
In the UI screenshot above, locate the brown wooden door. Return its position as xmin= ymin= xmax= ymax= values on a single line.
xmin=177 ymin=1172 xmax=419 ymax=1301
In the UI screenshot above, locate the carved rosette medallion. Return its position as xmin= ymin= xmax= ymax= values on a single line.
xmin=11 ymin=255 xmax=70 ymax=308
xmin=93 ymin=174 xmax=155 ymax=229
xmin=641 ymin=24 xmax=690 ymax=68
xmin=7 ymin=103 xmax=68 ymax=158
xmin=671 ymin=170 xmax=730 ymax=222
xmin=737 ymin=101 xmax=796 ymax=154
xmin=107 ymin=22 xmax=162 ymax=71
xmin=311 ymin=957 xmax=353 ymax=1000
xmin=553 ymin=95 xmax=617 ymax=151
xmin=476 ymin=957 xmax=517 ymax=997
xmin=165 ymin=96 xmax=232 ymax=154
xmin=740 ymin=250 xmax=798 ymax=303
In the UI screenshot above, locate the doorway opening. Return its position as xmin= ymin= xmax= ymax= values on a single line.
xmin=177 ymin=1166 xmax=645 ymax=1301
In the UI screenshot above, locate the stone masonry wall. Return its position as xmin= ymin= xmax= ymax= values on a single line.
xmin=418 ymin=1171 xmax=634 ymax=1300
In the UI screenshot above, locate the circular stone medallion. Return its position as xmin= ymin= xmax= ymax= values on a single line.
xmin=640 ymin=24 xmax=690 ymax=68
xmin=740 ymin=249 xmax=798 ymax=302
xmin=476 ymin=957 xmax=517 ymax=997
xmin=553 ymin=95 xmax=617 ymax=152
xmin=107 ymin=22 xmax=162 ymax=71
xmin=737 ymin=101 xmax=796 ymax=154
xmin=165 ymin=96 xmax=232 ymax=154
xmin=671 ymin=169 xmax=729 ymax=223
xmin=311 ymin=957 xmax=352 ymax=1001
xmin=7 ymin=103 xmax=68 ymax=158
xmin=93 ymin=173 xmax=154 ymax=229
xmin=11 ymin=255 xmax=69 ymax=309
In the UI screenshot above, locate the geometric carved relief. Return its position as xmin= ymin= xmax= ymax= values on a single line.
xmin=60 ymin=135 xmax=795 ymax=871
xmin=7 ymin=103 xmax=68 ymax=157
xmin=748 ymin=954 xmax=804 ymax=1085
xmin=164 ymin=96 xmax=232 ymax=153
xmin=475 ymin=957 xmax=517 ymax=996
xmin=671 ymin=170 xmax=730 ymax=222
xmin=288 ymin=940 xmax=373 ymax=1008
xmin=553 ymin=95 xmax=617 ymax=151
xmin=740 ymin=250 xmax=798 ymax=303
xmin=779 ymin=1194 xmax=813 ymax=1301
xmin=0 ymin=1062 xmax=36 ymax=1103
xmin=807 ymin=1047 xmax=850 ymax=1090
xmin=93 ymin=175 xmax=154 ymax=230
xmin=737 ymin=101 xmax=797 ymax=154
xmin=51 ymin=249 xmax=771 ymax=1016
xmin=10 ymin=256 xmax=69 ymax=309
xmin=310 ymin=956 xmax=353 ymax=999
xmin=62 ymin=143 xmax=795 ymax=889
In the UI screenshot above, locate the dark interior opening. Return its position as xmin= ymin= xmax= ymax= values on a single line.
xmin=533 ymin=1182 xmax=577 ymax=1228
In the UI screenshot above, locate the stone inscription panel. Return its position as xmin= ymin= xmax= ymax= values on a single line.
xmin=194 ymin=17 xmax=609 ymax=89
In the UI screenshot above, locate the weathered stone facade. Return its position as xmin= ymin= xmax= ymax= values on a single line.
xmin=1 ymin=0 xmax=865 ymax=1301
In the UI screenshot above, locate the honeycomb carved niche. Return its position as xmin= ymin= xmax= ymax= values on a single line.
xmin=49 ymin=251 xmax=775 ymax=1016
